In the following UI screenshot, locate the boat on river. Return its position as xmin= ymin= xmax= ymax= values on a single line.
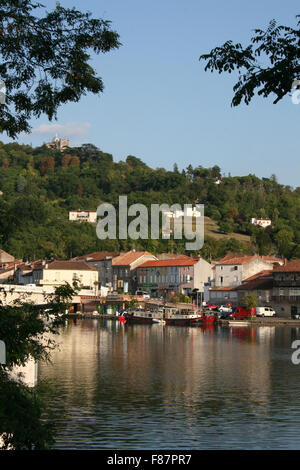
xmin=191 ymin=311 xmax=215 ymax=325
xmin=164 ymin=307 xmax=203 ymax=326
xmin=119 ymin=307 xmax=214 ymax=326
xmin=123 ymin=308 xmax=165 ymax=324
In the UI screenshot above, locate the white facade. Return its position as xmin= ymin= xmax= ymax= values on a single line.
xmin=33 ymin=265 xmax=98 ymax=291
xmin=162 ymin=207 xmax=201 ymax=219
xmin=214 ymin=257 xmax=273 ymax=288
xmin=251 ymin=218 xmax=271 ymax=228
xmin=69 ymin=211 xmax=97 ymax=223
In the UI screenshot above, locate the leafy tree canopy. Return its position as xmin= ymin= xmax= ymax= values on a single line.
xmin=0 ymin=0 xmax=120 ymax=138
xmin=200 ymin=16 xmax=300 ymax=106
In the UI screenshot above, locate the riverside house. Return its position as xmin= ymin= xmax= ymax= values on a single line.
xmin=73 ymin=251 xmax=121 ymax=289
xmin=137 ymin=257 xmax=213 ymax=298
xmin=272 ymin=260 xmax=300 ymax=318
xmin=207 ymin=270 xmax=273 ymax=309
xmin=213 ymin=253 xmax=283 ymax=288
xmin=31 ymin=260 xmax=98 ymax=292
xmin=112 ymin=251 xmax=157 ymax=293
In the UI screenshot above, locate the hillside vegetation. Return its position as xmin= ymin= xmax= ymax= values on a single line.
xmin=0 ymin=141 xmax=298 ymax=261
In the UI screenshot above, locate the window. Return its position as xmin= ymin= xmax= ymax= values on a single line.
xmin=290 ymin=289 xmax=300 ymax=296
xmin=220 ymin=276 xmax=223 ymax=284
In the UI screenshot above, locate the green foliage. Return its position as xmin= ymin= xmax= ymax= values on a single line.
xmin=170 ymin=293 xmax=192 ymax=304
xmin=242 ymin=293 xmax=258 ymax=310
xmin=200 ymin=16 xmax=300 ymax=106
xmin=0 ymin=142 xmax=299 ymax=260
xmin=0 ymin=282 xmax=77 ymax=449
xmin=0 ymin=0 xmax=120 ymax=138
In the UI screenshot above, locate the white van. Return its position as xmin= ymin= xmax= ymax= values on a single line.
xmin=256 ymin=306 xmax=276 ymax=317
xmin=135 ymin=290 xmax=150 ymax=299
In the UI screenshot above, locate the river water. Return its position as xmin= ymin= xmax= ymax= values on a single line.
xmin=38 ymin=319 xmax=300 ymax=449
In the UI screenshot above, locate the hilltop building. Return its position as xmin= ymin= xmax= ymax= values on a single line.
xmin=69 ymin=210 xmax=97 ymax=223
xmin=46 ymin=134 xmax=70 ymax=152
xmin=250 ymin=218 xmax=272 ymax=228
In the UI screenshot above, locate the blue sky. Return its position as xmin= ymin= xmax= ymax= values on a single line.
xmin=5 ymin=0 xmax=300 ymax=186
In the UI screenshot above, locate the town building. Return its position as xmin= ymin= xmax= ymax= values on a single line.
xmin=69 ymin=210 xmax=97 ymax=223
xmin=0 ymin=249 xmax=15 ymax=265
xmin=137 ymin=257 xmax=213 ymax=298
xmin=235 ymin=271 xmax=274 ymax=306
xmin=14 ymin=260 xmax=45 ymax=285
xmin=208 ymin=270 xmax=274 ymax=308
xmin=73 ymin=252 xmax=121 ymax=289
xmin=250 ymin=218 xmax=272 ymax=228
xmin=272 ymin=260 xmax=300 ymax=318
xmin=213 ymin=253 xmax=283 ymax=288
xmin=112 ymin=251 xmax=157 ymax=293
xmin=207 ymin=287 xmax=238 ymax=307
xmin=31 ymin=260 xmax=98 ymax=292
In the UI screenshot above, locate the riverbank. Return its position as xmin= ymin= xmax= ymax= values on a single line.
xmin=68 ymin=313 xmax=300 ymax=326
xmin=218 ymin=317 xmax=300 ymax=326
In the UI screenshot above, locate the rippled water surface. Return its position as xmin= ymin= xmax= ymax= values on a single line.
xmin=38 ymin=319 xmax=300 ymax=449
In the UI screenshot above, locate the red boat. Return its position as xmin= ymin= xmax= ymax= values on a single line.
xmin=191 ymin=312 xmax=215 ymax=324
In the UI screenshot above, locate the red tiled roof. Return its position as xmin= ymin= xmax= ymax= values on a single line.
xmin=112 ymin=251 xmax=156 ymax=267
xmin=139 ymin=258 xmax=198 ymax=268
xmin=75 ymin=252 xmax=121 ymax=262
xmin=236 ymin=278 xmax=273 ymax=291
xmin=243 ymin=270 xmax=273 ymax=282
xmin=217 ymin=254 xmax=257 ymax=265
xmin=209 ymin=287 xmax=236 ymax=291
xmin=156 ymin=253 xmax=192 ymax=260
xmin=39 ymin=260 xmax=97 ymax=271
xmin=274 ymin=260 xmax=300 ymax=272
xmin=17 ymin=260 xmax=44 ymax=272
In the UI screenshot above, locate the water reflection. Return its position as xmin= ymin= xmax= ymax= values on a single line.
xmin=39 ymin=320 xmax=300 ymax=449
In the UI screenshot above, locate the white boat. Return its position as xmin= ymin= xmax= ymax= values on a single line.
xmin=152 ymin=318 xmax=166 ymax=324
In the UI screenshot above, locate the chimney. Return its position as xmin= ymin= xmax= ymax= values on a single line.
xmin=284 ymin=258 xmax=287 ymax=265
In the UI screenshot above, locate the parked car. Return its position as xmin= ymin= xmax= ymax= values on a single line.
xmin=229 ymin=306 xmax=256 ymax=320
xmin=218 ymin=310 xmax=232 ymax=319
xmin=218 ymin=305 xmax=233 ymax=313
xmin=135 ymin=290 xmax=150 ymax=299
xmin=256 ymin=306 xmax=276 ymax=317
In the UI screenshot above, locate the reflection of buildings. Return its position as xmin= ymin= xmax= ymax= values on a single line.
xmin=39 ymin=321 xmax=276 ymax=431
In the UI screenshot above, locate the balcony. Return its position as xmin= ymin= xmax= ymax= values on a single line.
xmin=272 ymin=295 xmax=300 ymax=304
xmin=273 ymin=280 xmax=300 ymax=287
